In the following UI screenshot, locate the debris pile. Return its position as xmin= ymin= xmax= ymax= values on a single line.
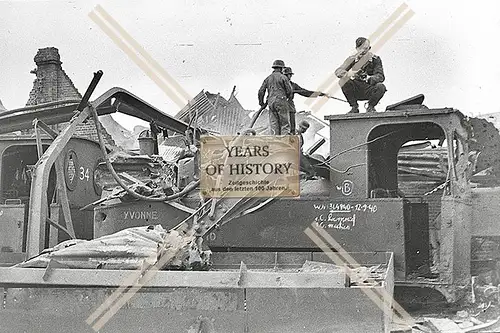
xmin=89 ymin=148 xmax=196 ymax=209
xmin=398 ymin=148 xmax=449 ymax=180
xmin=410 ymin=284 xmax=500 ymax=332
xmin=348 ymin=264 xmax=387 ymax=287
xmin=468 ymin=117 xmax=500 ymax=185
xmin=16 ymin=225 xmax=211 ymax=271
xmin=300 ymin=260 xmax=387 ymax=287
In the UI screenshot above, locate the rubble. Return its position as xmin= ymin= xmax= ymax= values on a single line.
xmin=89 ymin=150 xmax=188 ymax=209
xmin=300 ymin=260 xmax=386 ymax=286
xmin=411 ymin=291 xmax=500 ymax=332
xmin=15 ymin=225 xmax=211 ymax=271
xmin=468 ymin=117 xmax=500 ymax=183
xmin=301 ymin=260 xmax=344 ymax=273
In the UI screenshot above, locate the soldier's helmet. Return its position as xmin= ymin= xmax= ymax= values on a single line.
xmin=272 ymin=59 xmax=286 ymax=68
xmin=242 ymin=128 xmax=257 ymax=136
xmin=299 ymin=120 xmax=310 ymax=131
xmin=283 ymin=67 xmax=294 ymax=75
xmin=356 ymin=37 xmax=369 ymax=48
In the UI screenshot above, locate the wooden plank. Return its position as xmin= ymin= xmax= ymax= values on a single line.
xmin=55 ymin=158 xmax=76 ymax=238
xmin=118 ymin=172 xmax=143 ymax=184
xmin=34 ymin=127 xmax=44 ymax=159
xmin=46 ymin=217 xmax=73 ymax=239
xmin=34 ymin=118 xmax=59 ymax=139
xmin=0 ymin=267 xmax=348 ymax=289
xmin=0 ymin=267 xmax=240 ymax=288
xmin=2 ymin=288 xmax=246 ymax=333
xmin=243 ymin=270 xmax=347 ymax=288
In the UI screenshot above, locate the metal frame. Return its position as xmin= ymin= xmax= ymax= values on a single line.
xmin=27 ymin=108 xmax=92 ymax=258
xmin=22 ymin=83 xmax=212 ymax=259
xmin=0 ymin=266 xmax=348 ymax=289
xmin=0 ymin=88 xmax=202 ymax=136
xmin=34 ymin=118 xmax=76 ymax=240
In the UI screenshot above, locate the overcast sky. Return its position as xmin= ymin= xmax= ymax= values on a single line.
xmin=1 ymin=0 xmax=499 ymax=130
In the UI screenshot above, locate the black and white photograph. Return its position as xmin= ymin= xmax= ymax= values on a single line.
xmin=1 ymin=1 xmax=500 ymax=332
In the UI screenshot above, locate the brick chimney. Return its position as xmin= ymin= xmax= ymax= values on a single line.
xmin=24 ymin=47 xmax=116 ymax=147
xmin=26 ymin=47 xmax=82 ymax=106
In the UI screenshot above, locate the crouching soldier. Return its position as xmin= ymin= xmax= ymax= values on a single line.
xmin=335 ymin=37 xmax=387 ymax=113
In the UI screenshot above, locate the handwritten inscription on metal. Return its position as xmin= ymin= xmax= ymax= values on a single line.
xmin=342 ymin=180 xmax=353 ymax=196
xmin=336 ymin=180 xmax=354 ymax=196
xmin=313 ymin=203 xmax=378 ymax=231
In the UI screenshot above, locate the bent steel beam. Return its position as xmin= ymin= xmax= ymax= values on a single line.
xmin=23 ymin=82 xmax=209 ymax=258
xmin=0 ymin=87 xmax=202 ymax=136
xmin=26 ymin=107 xmax=92 ymax=259
xmin=26 ymin=71 xmax=104 ymax=259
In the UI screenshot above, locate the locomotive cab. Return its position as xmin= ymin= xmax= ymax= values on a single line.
xmin=325 ymin=108 xmax=471 ymax=301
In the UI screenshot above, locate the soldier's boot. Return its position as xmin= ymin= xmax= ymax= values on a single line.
xmin=348 ymin=105 xmax=359 ymax=113
xmin=366 ymin=104 xmax=377 ymax=113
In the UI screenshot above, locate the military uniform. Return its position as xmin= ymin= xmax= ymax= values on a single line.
xmin=288 ymin=81 xmax=325 ymax=133
xmin=335 ymin=41 xmax=387 ymax=112
xmin=283 ymin=67 xmax=326 ymax=133
xmin=297 ymin=121 xmax=316 ymax=178
xmin=258 ymin=63 xmax=293 ymax=135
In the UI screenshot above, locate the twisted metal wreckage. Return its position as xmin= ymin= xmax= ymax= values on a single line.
xmin=1 ymin=71 xmax=500 ymax=332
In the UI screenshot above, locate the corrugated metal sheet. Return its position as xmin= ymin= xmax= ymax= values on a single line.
xmin=175 ymin=90 xmax=215 ymax=124
xmin=161 ymin=145 xmax=186 ymax=163
xmin=175 ymin=90 xmax=250 ymax=135
xmin=398 ymin=148 xmax=448 ymax=180
xmin=216 ymin=94 xmax=247 ymax=135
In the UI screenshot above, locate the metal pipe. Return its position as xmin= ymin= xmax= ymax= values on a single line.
xmin=249 ymin=102 xmax=268 ymax=128
xmin=77 ymin=71 xmax=103 ymax=111
xmin=89 ymin=104 xmax=199 ymax=202
xmin=328 ymin=96 xmax=348 ymax=103
xmin=33 ymin=118 xmax=59 ymax=139
xmin=305 ymin=138 xmax=326 ymax=156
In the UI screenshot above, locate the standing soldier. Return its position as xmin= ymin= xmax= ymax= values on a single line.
xmin=335 ymin=37 xmax=387 ymax=113
xmin=258 ymin=60 xmax=293 ymax=135
xmin=282 ymin=67 xmax=329 ymax=134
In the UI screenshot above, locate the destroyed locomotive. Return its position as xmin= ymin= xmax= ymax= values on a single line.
xmin=1 ymin=62 xmax=500 ymax=332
